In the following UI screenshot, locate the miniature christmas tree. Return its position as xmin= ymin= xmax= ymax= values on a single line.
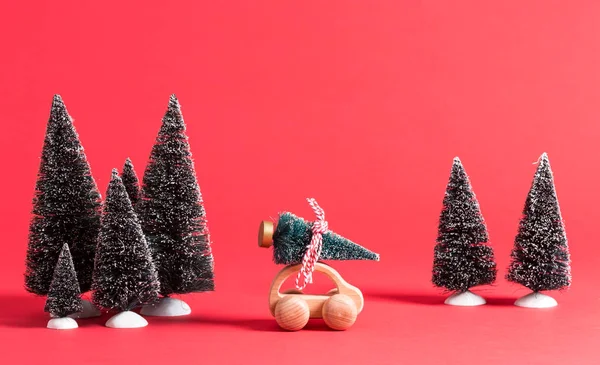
xmin=138 ymin=95 xmax=214 ymax=317
xmin=265 ymin=212 xmax=379 ymax=264
xmin=507 ymin=153 xmax=571 ymax=308
xmin=92 ymin=169 xmax=159 ymax=328
xmin=45 ymin=244 xmax=82 ymax=329
xmin=25 ymin=95 xmax=102 ymax=317
xmin=122 ymin=158 xmax=141 ymax=207
xmin=432 ymin=157 xmax=496 ymax=306
xmin=260 ymin=200 xmax=377 ymax=331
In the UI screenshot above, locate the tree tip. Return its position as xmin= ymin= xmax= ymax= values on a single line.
xmin=124 ymin=157 xmax=133 ymax=166
xmin=536 ymin=152 xmax=550 ymax=165
xmin=169 ymin=94 xmax=180 ymax=107
xmin=453 ymin=156 xmax=462 ymax=164
xmin=51 ymin=94 xmax=65 ymax=109
xmin=111 ymin=168 xmax=119 ymax=178
xmin=59 ymin=243 xmax=72 ymax=259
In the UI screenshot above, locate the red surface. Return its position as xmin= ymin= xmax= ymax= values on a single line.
xmin=1 ymin=1 xmax=599 ymax=364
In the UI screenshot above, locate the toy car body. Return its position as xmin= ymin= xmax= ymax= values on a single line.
xmin=268 ymin=262 xmax=364 ymax=330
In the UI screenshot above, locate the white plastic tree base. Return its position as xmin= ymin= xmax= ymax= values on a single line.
xmin=105 ymin=311 xmax=148 ymax=328
xmin=47 ymin=317 xmax=78 ymax=330
xmin=444 ymin=290 xmax=486 ymax=306
xmin=140 ymin=297 xmax=191 ymax=317
xmin=514 ymin=292 xmax=558 ymax=308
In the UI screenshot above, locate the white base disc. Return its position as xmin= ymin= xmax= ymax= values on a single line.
xmin=47 ymin=317 xmax=78 ymax=330
xmin=444 ymin=290 xmax=486 ymax=306
xmin=105 ymin=311 xmax=148 ymax=328
xmin=515 ymin=292 xmax=558 ymax=308
xmin=140 ymin=297 xmax=191 ymax=317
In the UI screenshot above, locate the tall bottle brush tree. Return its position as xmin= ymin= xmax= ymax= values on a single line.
xmin=507 ymin=153 xmax=571 ymax=307
xmin=122 ymin=158 xmax=140 ymax=207
xmin=25 ymin=95 xmax=102 ymax=296
xmin=92 ymin=170 xmax=159 ymax=319
xmin=138 ymin=95 xmax=214 ymax=315
xmin=432 ymin=157 xmax=496 ymax=305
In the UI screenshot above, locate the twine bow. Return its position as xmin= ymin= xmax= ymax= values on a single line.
xmin=295 ymin=198 xmax=328 ymax=290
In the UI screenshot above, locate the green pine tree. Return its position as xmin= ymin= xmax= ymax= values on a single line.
xmin=138 ymin=95 xmax=214 ymax=296
xmin=25 ymin=95 xmax=102 ymax=295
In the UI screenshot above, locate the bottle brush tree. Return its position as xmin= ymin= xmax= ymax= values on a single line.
xmin=45 ymin=243 xmax=83 ymax=319
xmin=25 ymin=95 xmax=102 ymax=296
xmin=138 ymin=95 xmax=214 ymax=311
xmin=507 ymin=153 xmax=571 ymax=307
xmin=92 ymin=169 xmax=159 ymax=318
xmin=268 ymin=212 xmax=379 ymax=264
xmin=432 ymin=157 xmax=496 ymax=305
xmin=122 ymin=158 xmax=141 ymax=207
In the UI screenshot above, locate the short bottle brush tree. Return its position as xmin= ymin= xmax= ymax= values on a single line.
xmin=122 ymin=158 xmax=141 ymax=207
xmin=92 ymin=170 xmax=160 ymax=328
xmin=45 ymin=244 xmax=82 ymax=330
xmin=507 ymin=153 xmax=571 ymax=308
xmin=138 ymin=95 xmax=215 ymax=317
xmin=25 ymin=95 xmax=101 ymax=318
xmin=432 ymin=157 xmax=496 ymax=306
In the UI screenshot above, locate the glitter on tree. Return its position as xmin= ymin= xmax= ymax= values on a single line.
xmin=432 ymin=157 xmax=496 ymax=305
xmin=25 ymin=95 xmax=102 ymax=295
xmin=138 ymin=95 xmax=214 ymax=298
xmin=507 ymin=153 xmax=571 ymax=307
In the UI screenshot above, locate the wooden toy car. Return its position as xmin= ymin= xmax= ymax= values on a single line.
xmin=268 ymin=262 xmax=364 ymax=331
xmin=260 ymin=220 xmax=370 ymax=331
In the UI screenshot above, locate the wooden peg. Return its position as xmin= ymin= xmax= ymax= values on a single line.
xmin=259 ymin=221 xmax=274 ymax=248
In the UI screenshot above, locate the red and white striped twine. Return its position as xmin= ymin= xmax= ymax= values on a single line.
xmin=295 ymin=198 xmax=328 ymax=290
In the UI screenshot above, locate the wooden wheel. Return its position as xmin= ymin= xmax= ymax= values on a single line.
xmin=274 ymin=296 xmax=310 ymax=331
xmin=322 ymin=294 xmax=357 ymax=330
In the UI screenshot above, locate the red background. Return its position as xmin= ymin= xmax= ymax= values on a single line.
xmin=1 ymin=1 xmax=599 ymax=364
